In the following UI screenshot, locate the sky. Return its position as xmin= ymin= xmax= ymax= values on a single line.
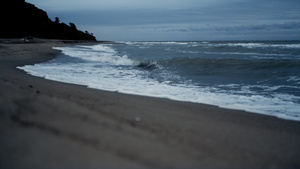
xmin=26 ymin=0 xmax=300 ymax=41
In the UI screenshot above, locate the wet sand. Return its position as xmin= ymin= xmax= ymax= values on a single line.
xmin=1 ymin=39 xmax=300 ymax=168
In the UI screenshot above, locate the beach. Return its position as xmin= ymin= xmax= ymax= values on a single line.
xmin=1 ymin=39 xmax=300 ymax=168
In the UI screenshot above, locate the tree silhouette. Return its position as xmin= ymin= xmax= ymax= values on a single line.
xmin=55 ymin=17 xmax=60 ymax=24
xmin=69 ymin=22 xmax=77 ymax=30
xmin=0 ymin=0 xmax=96 ymax=40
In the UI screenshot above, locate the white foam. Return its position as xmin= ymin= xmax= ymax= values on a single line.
xmin=78 ymin=45 xmax=117 ymax=53
xmin=227 ymin=43 xmax=263 ymax=48
xmin=270 ymin=44 xmax=300 ymax=49
xmin=287 ymin=76 xmax=300 ymax=84
xmin=55 ymin=45 xmax=135 ymax=66
xmin=224 ymin=43 xmax=300 ymax=49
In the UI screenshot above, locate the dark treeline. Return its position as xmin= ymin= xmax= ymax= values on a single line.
xmin=0 ymin=0 xmax=96 ymax=40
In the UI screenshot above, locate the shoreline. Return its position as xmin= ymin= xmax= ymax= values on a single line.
xmin=1 ymin=39 xmax=300 ymax=168
xmin=17 ymin=40 xmax=299 ymax=122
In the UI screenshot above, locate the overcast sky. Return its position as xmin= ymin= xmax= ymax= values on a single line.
xmin=26 ymin=0 xmax=300 ymax=41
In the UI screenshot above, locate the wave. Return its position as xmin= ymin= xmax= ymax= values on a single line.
xmin=124 ymin=41 xmax=300 ymax=49
xmin=54 ymin=45 xmax=135 ymax=66
xmin=54 ymin=44 xmax=299 ymax=86
xmin=204 ymin=51 xmax=291 ymax=57
xmin=124 ymin=41 xmax=189 ymax=46
xmin=137 ymin=60 xmax=160 ymax=70
xmin=241 ymin=43 xmax=299 ymax=49
xmin=149 ymin=56 xmax=300 ymax=74
xmin=208 ymin=42 xmax=300 ymax=49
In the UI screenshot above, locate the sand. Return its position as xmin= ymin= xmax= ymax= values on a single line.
xmin=1 ymin=39 xmax=300 ymax=169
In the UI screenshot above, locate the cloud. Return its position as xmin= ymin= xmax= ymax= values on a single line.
xmin=159 ymin=22 xmax=300 ymax=34
xmin=26 ymin=0 xmax=300 ymax=40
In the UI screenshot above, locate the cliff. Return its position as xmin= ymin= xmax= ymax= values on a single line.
xmin=0 ymin=0 xmax=96 ymax=41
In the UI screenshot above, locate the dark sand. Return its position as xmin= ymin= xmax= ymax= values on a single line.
xmin=1 ymin=39 xmax=300 ymax=169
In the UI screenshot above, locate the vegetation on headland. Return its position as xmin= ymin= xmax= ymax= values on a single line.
xmin=0 ymin=0 xmax=96 ymax=41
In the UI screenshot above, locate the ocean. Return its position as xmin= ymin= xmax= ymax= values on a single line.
xmin=18 ymin=41 xmax=300 ymax=121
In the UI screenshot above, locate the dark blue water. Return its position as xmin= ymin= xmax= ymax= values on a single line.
xmin=19 ymin=41 xmax=300 ymax=121
xmin=116 ymin=41 xmax=300 ymax=97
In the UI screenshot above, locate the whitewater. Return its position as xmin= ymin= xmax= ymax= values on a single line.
xmin=18 ymin=41 xmax=300 ymax=121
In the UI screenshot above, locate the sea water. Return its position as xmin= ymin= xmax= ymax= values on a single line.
xmin=18 ymin=41 xmax=300 ymax=121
